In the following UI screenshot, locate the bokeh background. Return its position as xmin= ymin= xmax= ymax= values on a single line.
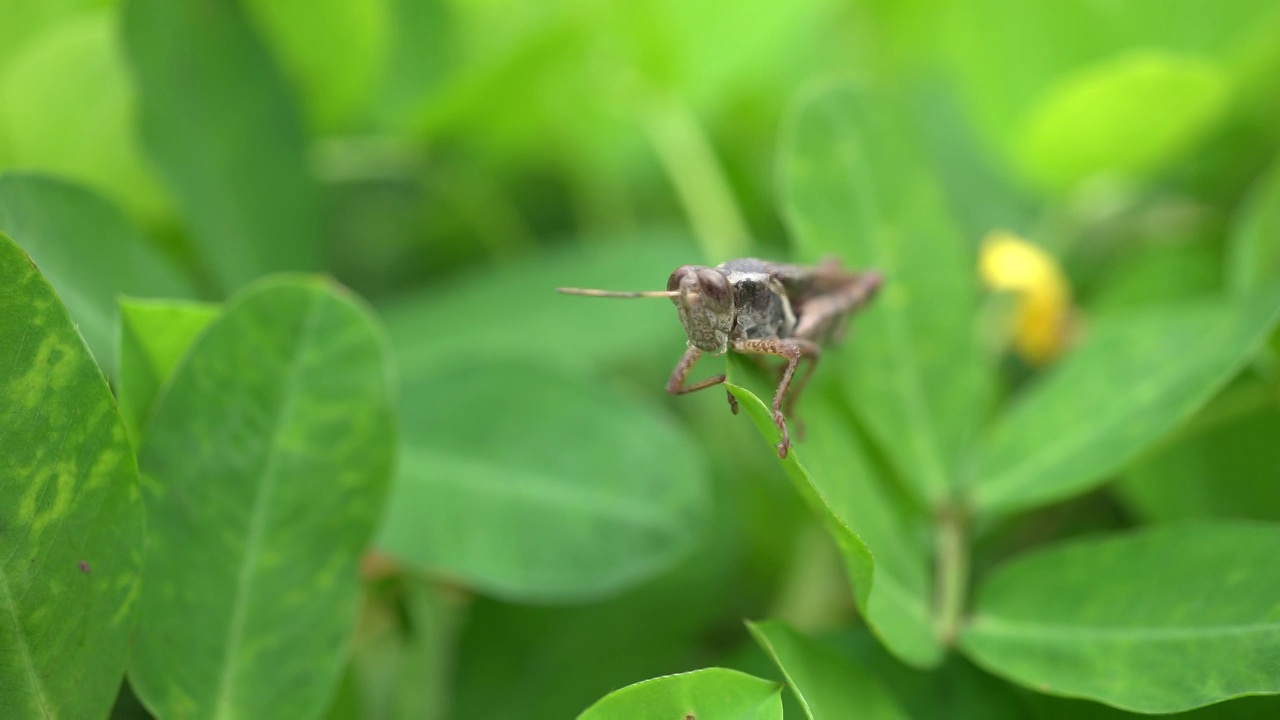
xmin=4 ymin=0 xmax=1280 ymax=718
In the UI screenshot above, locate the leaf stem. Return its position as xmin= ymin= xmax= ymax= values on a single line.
xmin=641 ymin=96 xmax=751 ymax=261
xmin=934 ymin=500 xmax=970 ymax=646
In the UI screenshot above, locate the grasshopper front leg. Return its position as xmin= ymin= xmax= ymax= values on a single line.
xmin=732 ymin=337 xmax=821 ymax=458
xmin=665 ymin=346 xmax=739 ymax=415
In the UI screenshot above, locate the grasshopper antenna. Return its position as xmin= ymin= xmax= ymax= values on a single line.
xmin=557 ymin=287 xmax=679 ymax=299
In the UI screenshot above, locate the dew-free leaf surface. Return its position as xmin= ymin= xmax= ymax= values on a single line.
xmin=0 ymin=173 xmax=193 ymax=377
xmin=748 ymin=620 xmax=909 ymax=720
xmin=0 ymin=232 xmax=144 ymax=720
xmin=972 ymin=282 xmax=1280 ymax=517
xmin=380 ymin=359 xmax=709 ymax=602
xmin=782 ymin=80 xmax=987 ymax=504
xmin=129 ymin=277 xmax=397 ymax=720
xmin=123 ymin=0 xmax=323 ymax=293
xmin=726 ymin=365 xmax=938 ymax=667
xmin=577 ymin=668 xmax=783 ymax=720
xmin=962 ymin=522 xmax=1280 ymax=713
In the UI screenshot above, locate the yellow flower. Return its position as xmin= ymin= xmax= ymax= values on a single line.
xmin=979 ymin=231 xmax=1075 ymax=365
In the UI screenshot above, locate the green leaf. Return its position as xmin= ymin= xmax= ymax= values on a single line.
xmin=971 ymin=282 xmax=1280 ymax=517
xmin=129 ymin=276 xmax=397 ymax=720
xmin=747 ymin=620 xmax=909 ymax=720
xmin=1117 ymin=381 xmax=1280 ymax=523
xmin=0 ymin=232 xmax=144 ymax=719
xmin=961 ymin=522 xmax=1280 ymax=713
xmin=378 ymin=359 xmax=709 ymax=602
xmin=937 ymin=0 xmax=1276 ymax=181
xmin=116 ymin=297 xmax=220 ymax=443
xmin=1029 ymin=692 xmax=1280 ymax=719
xmin=782 ymin=80 xmax=987 ymax=503
xmin=726 ymin=364 xmax=940 ymax=667
xmin=243 ymin=0 xmax=388 ymax=131
xmin=453 ymin=567 xmax=728 ymax=720
xmin=0 ymin=172 xmax=194 ymax=378
xmin=376 ymin=0 xmax=452 ymax=128
xmin=839 ymin=627 xmax=1034 ymax=720
xmin=576 ymin=668 xmax=783 ymax=720
xmin=0 ymin=8 xmax=167 ymax=220
xmin=0 ymin=0 xmax=100 ymax=72
xmin=1228 ymin=154 xmax=1280 ymax=294
xmin=122 ymin=0 xmax=323 ymax=293
xmin=380 ymin=236 xmax=694 ymax=378
xmin=1015 ymin=51 xmax=1229 ymax=189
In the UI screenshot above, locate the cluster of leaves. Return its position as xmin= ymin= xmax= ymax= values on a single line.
xmin=4 ymin=1 xmax=1280 ymax=719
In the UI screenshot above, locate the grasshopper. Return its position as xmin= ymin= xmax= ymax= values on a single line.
xmin=559 ymin=257 xmax=882 ymax=458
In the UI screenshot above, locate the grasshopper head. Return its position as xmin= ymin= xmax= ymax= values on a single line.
xmin=667 ymin=265 xmax=735 ymax=354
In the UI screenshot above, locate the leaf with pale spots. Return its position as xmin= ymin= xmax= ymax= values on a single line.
xmin=128 ymin=276 xmax=397 ymax=720
xmin=0 ymin=232 xmax=145 ymax=720
xmin=577 ymin=668 xmax=783 ymax=720
xmin=961 ymin=522 xmax=1280 ymax=713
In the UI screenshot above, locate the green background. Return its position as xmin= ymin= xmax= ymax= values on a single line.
xmin=2 ymin=0 xmax=1279 ymax=718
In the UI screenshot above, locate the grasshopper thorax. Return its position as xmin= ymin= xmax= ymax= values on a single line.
xmin=667 ymin=265 xmax=735 ymax=354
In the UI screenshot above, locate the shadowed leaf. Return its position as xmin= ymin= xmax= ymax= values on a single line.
xmin=747 ymin=620 xmax=909 ymax=719
xmin=122 ymin=0 xmax=323 ymax=293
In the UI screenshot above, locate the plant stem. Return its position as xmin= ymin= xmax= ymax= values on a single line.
xmin=934 ymin=501 xmax=970 ymax=646
xmin=641 ymin=96 xmax=751 ymax=261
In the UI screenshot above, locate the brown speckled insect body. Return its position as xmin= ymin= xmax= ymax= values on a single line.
xmin=559 ymin=257 xmax=882 ymax=458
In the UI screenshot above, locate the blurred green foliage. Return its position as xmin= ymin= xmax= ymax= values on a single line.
xmin=2 ymin=0 xmax=1280 ymax=718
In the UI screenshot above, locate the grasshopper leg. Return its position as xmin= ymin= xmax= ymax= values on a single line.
xmin=732 ymin=338 xmax=821 ymax=458
xmin=781 ymin=348 xmax=820 ymax=440
xmin=665 ymin=346 xmax=738 ymax=413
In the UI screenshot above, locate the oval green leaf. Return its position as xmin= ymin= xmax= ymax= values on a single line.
xmin=782 ymin=80 xmax=987 ymax=503
xmin=1015 ymin=51 xmax=1229 ymax=189
xmin=972 ymin=281 xmax=1280 ymax=518
xmin=962 ymin=522 xmax=1280 ymax=713
xmin=0 ymin=232 xmax=145 ymax=719
xmin=747 ymin=620 xmax=909 ymax=720
xmin=726 ymin=361 xmax=940 ymax=668
xmin=117 ymin=297 xmax=221 ymax=443
xmin=129 ymin=277 xmax=397 ymax=719
xmin=122 ymin=0 xmax=323 ymax=293
xmin=577 ymin=668 xmax=783 ymax=720
xmin=378 ymin=359 xmax=709 ymax=602
xmin=0 ymin=172 xmax=194 ymax=378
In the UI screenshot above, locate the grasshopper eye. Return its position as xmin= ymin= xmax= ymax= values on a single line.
xmin=696 ymin=268 xmax=731 ymax=309
xmin=667 ymin=265 xmax=696 ymax=293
